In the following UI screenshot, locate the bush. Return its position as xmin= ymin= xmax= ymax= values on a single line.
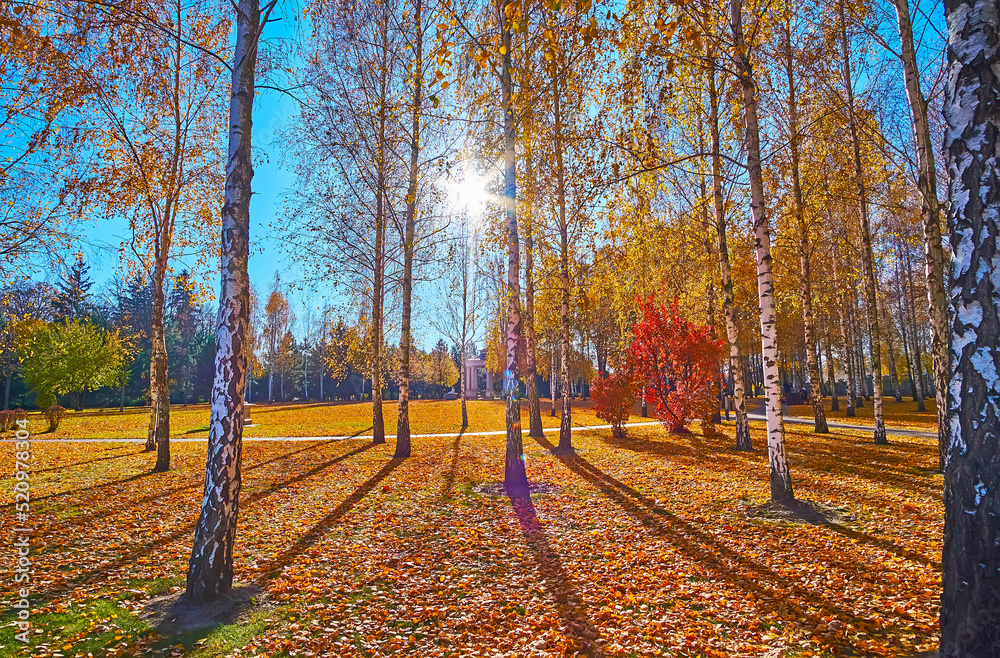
xmin=0 ymin=409 xmax=28 ymax=433
xmin=0 ymin=410 xmax=14 ymax=432
xmin=35 ymin=390 xmax=56 ymax=411
xmin=630 ymin=298 xmax=725 ymax=433
xmin=592 ymin=363 xmax=639 ymax=439
xmin=44 ymin=405 xmax=66 ymax=432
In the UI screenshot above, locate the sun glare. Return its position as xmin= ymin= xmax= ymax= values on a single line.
xmin=448 ymin=169 xmax=492 ymax=213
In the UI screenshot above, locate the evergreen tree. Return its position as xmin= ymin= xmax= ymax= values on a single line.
xmin=53 ymin=255 xmax=94 ymax=321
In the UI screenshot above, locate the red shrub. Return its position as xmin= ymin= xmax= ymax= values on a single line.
xmin=630 ymin=298 xmax=725 ymax=433
xmin=591 ymin=362 xmax=639 ymax=438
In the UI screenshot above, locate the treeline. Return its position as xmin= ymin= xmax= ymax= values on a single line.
xmin=0 ymin=261 xmax=471 ymax=410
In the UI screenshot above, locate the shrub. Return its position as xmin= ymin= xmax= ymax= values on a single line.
xmin=35 ymin=390 xmax=56 ymax=411
xmin=630 ymin=298 xmax=725 ymax=433
xmin=44 ymin=405 xmax=66 ymax=432
xmin=0 ymin=410 xmax=14 ymax=432
xmin=592 ymin=363 xmax=639 ymax=438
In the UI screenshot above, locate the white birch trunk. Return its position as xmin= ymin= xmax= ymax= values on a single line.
xmin=731 ymin=0 xmax=793 ymax=502
xmin=940 ymin=0 xmax=1000 ymax=649
xmin=185 ymin=0 xmax=262 ymax=601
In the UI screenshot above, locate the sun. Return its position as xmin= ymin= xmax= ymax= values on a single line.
xmin=447 ymin=168 xmax=492 ymax=213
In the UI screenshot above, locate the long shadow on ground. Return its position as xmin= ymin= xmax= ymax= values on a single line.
xmin=533 ymin=433 xmax=878 ymax=655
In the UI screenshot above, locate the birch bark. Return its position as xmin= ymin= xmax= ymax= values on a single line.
xmin=940 ymin=0 xmax=1000 ymax=648
xmin=395 ymin=0 xmax=424 ymax=460
xmin=500 ymin=0 xmax=528 ymax=496
xmin=892 ymin=0 xmax=951 ymax=469
xmin=185 ymin=0 xmax=263 ymax=601
xmin=731 ymin=0 xmax=793 ymax=501
xmin=837 ymin=0 xmax=887 ymax=444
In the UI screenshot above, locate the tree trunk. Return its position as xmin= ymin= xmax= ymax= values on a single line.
xmin=119 ymin=376 xmax=126 ymax=412
xmin=371 ymin=17 xmax=389 ymax=446
xmin=395 ymin=0 xmax=423 ymax=460
xmin=880 ymin=295 xmax=903 ymax=402
xmin=892 ymin=0 xmax=951 ymax=471
xmin=550 ymin=29 xmax=573 ymax=453
xmin=824 ymin=319 xmax=839 ymax=412
xmin=698 ymin=130 xmax=722 ymax=426
xmin=784 ymin=18 xmax=827 ymax=434
xmin=550 ymin=350 xmax=557 ymax=417
xmin=849 ymin=293 xmax=868 ymax=406
xmin=902 ymin=240 xmax=929 ymax=411
xmin=523 ymin=178 xmax=544 ymax=439
xmin=4 ymin=374 xmax=10 ymax=411
xmin=940 ymin=0 xmax=1000 ymax=648
xmin=837 ymin=0 xmax=887 ymax=444
xmin=460 ymin=339 xmax=468 ymax=428
xmin=731 ymin=0 xmax=792 ymax=502
xmin=185 ymin=0 xmax=259 ymax=601
xmin=500 ymin=0 xmax=528 ymax=497
xmin=149 ymin=263 xmax=171 ymax=471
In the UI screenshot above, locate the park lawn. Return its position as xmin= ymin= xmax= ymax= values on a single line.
xmin=784 ymin=397 xmax=938 ymax=432
xmin=0 ymin=414 xmax=941 ymax=657
xmin=5 ymin=399 xmax=627 ymax=441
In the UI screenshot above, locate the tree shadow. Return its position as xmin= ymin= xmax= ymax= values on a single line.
xmin=32 ymin=446 xmax=141 ymax=474
xmin=532 ymin=434 xmax=874 ymax=653
xmin=45 ymin=439 xmax=380 ymax=599
xmin=255 ymin=457 xmax=405 ymax=586
xmin=824 ymin=523 xmax=940 ymax=569
xmin=24 ymin=428 xmax=374 ymax=513
xmin=508 ymin=494 xmax=605 ymax=656
xmin=441 ymin=429 xmax=464 ymax=499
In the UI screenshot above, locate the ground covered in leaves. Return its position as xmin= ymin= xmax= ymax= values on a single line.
xmin=1 ymin=403 xmax=941 ymax=657
xmin=784 ymin=398 xmax=938 ymax=432
xmin=8 ymin=399 xmax=620 ymax=441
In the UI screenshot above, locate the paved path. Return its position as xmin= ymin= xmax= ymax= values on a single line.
xmin=732 ymin=397 xmax=936 ymax=438
xmin=7 ymin=412 xmax=936 ymax=443
xmin=5 ymin=421 xmax=665 ymax=444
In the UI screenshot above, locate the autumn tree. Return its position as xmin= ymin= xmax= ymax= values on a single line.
xmin=731 ymin=0 xmax=794 ymax=502
xmin=939 ymin=0 xmax=1000 ymax=650
xmin=185 ymin=0 xmax=277 ymax=603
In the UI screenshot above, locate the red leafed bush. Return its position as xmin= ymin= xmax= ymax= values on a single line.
xmin=630 ymin=298 xmax=725 ymax=433
xmin=591 ymin=361 xmax=639 ymax=438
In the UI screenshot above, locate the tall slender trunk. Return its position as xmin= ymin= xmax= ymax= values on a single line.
xmin=892 ymin=0 xmax=950 ymax=470
xmin=119 ymin=376 xmax=126 ymax=412
xmin=371 ymin=19 xmax=389 ymax=445
xmin=837 ymin=0 xmax=886 ymax=444
xmin=784 ymin=16 xmax=827 ymax=433
xmin=833 ymin=242 xmax=858 ymax=418
xmin=940 ymin=0 xmax=1000 ymax=647
xmin=500 ymin=0 xmax=528 ymax=496
xmin=880 ymin=295 xmax=903 ymax=402
xmin=4 ymin=374 xmax=10 ymax=411
xmin=902 ymin=240 xmax=929 ymax=410
xmin=185 ymin=0 xmax=261 ymax=601
xmin=550 ymin=24 xmax=573 ymax=452
xmin=522 ymin=11 xmax=543 ymax=440
xmin=849 ymin=291 xmax=868 ymax=405
xmin=731 ymin=0 xmax=793 ymax=502
xmin=824 ymin=318 xmax=839 ymax=411
xmin=149 ymin=264 xmax=171 ymax=470
xmin=550 ymin=348 xmax=557 ymax=417
xmin=460 ymin=328 xmax=468 ymax=427
xmin=698 ymin=131 xmax=722 ymax=425
xmin=395 ymin=0 xmax=424 ymax=459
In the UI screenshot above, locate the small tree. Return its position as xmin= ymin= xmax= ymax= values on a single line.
xmin=17 ymin=320 xmax=131 ymax=411
xmin=591 ymin=360 xmax=639 ymax=439
xmin=630 ymin=299 xmax=724 ymax=433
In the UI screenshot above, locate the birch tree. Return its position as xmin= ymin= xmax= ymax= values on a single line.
xmin=940 ymin=0 xmax=1000 ymax=649
xmin=731 ymin=0 xmax=794 ymax=503
xmin=185 ymin=0 xmax=276 ymax=603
